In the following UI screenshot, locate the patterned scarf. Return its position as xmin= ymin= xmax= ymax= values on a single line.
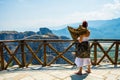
xmin=68 ymin=25 xmax=88 ymax=41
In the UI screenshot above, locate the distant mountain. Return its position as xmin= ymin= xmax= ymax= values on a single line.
xmin=52 ymin=18 xmax=120 ymax=39
xmin=0 ymin=28 xmax=69 ymax=40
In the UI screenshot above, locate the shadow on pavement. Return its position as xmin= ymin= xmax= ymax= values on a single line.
xmin=70 ymin=73 xmax=88 ymax=80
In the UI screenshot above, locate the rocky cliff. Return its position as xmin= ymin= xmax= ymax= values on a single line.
xmin=0 ymin=28 xmax=74 ymax=65
xmin=0 ymin=28 xmax=69 ymax=40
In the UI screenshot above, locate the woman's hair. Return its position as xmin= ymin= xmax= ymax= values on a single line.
xmin=82 ymin=21 xmax=88 ymax=28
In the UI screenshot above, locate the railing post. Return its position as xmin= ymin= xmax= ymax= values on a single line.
xmin=0 ymin=42 xmax=4 ymax=70
xmin=43 ymin=40 xmax=47 ymax=66
xmin=93 ymin=41 xmax=97 ymax=65
xmin=21 ymin=40 xmax=26 ymax=67
xmin=114 ymin=41 xmax=119 ymax=65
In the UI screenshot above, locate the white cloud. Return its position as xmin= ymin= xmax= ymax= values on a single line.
xmin=36 ymin=0 xmax=120 ymax=28
xmin=103 ymin=0 xmax=120 ymax=17
xmin=65 ymin=0 xmax=120 ymax=22
xmin=32 ymin=0 xmax=120 ymax=29
xmin=114 ymin=0 xmax=120 ymax=3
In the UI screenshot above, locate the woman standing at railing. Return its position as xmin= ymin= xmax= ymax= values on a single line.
xmin=74 ymin=21 xmax=91 ymax=75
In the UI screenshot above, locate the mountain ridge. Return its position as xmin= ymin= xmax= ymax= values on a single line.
xmin=52 ymin=17 xmax=120 ymax=39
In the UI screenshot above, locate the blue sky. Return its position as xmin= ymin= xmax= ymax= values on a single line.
xmin=0 ymin=0 xmax=120 ymax=32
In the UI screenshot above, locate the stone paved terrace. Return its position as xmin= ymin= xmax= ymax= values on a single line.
xmin=0 ymin=64 xmax=120 ymax=80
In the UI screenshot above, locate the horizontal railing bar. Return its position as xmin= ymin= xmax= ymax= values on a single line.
xmin=1 ymin=39 xmax=120 ymax=42
xmin=89 ymin=39 xmax=120 ymax=42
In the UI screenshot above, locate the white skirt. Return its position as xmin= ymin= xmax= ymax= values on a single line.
xmin=75 ymin=57 xmax=91 ymax=67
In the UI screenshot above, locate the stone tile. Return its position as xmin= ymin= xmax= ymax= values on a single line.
xmin=53 ymin=78 xmax=63 ymax=80
xmin=4 ymin=77 xmax=14 ymax=80
xmin=20 ymin=76 xmax=34 ymax=80
xmin=110 ymin=69 xmax=120 ymax=75
xmin=13 ymin=73 xmax=30 ymax=80
xmin=47 ymin=70 xmax=70 ymax=79
xmin=104 ymin=74 xmax=118 ymax=80
xmin=64 ymin=70 xmax=77 ymax=75
xmin=116 ymin=75 xmax=120 ymax=80
xmin=88 ymin=73 xmax=105 ymax=80
xmin=64 ymin=77 xmax=71 ymax=80
xmin=91 ymin=69 xmax=110 ymax=76
xmin=30 ymin=71 xmax=55 ymax=80
xmin=0 ymin=64 xmax=120 ymax=80
xmin=85 ymin=76 xmax=104 ymax=80
xmin=0 ymin=77 xmax=4 ymax=80
xmin=1 ymin=73 xmax=19 ymax=79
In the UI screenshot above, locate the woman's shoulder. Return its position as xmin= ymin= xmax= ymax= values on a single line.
xmin=84 ymin=30 xmax=90 ymax=37
xmin=87 ymin=30 xmax=90 ymax=34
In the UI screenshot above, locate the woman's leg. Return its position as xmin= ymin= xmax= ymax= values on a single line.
xmin=79 ymin=67 xmax=82 ymax=73
xmin=86 ymin=65 xmax=91 ymax=73
xmin=75 ymin=67 xmax=82 ymax=75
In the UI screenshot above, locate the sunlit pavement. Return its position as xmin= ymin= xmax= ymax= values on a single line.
xmin=0 ymin=64 xmax=120 ymax=80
